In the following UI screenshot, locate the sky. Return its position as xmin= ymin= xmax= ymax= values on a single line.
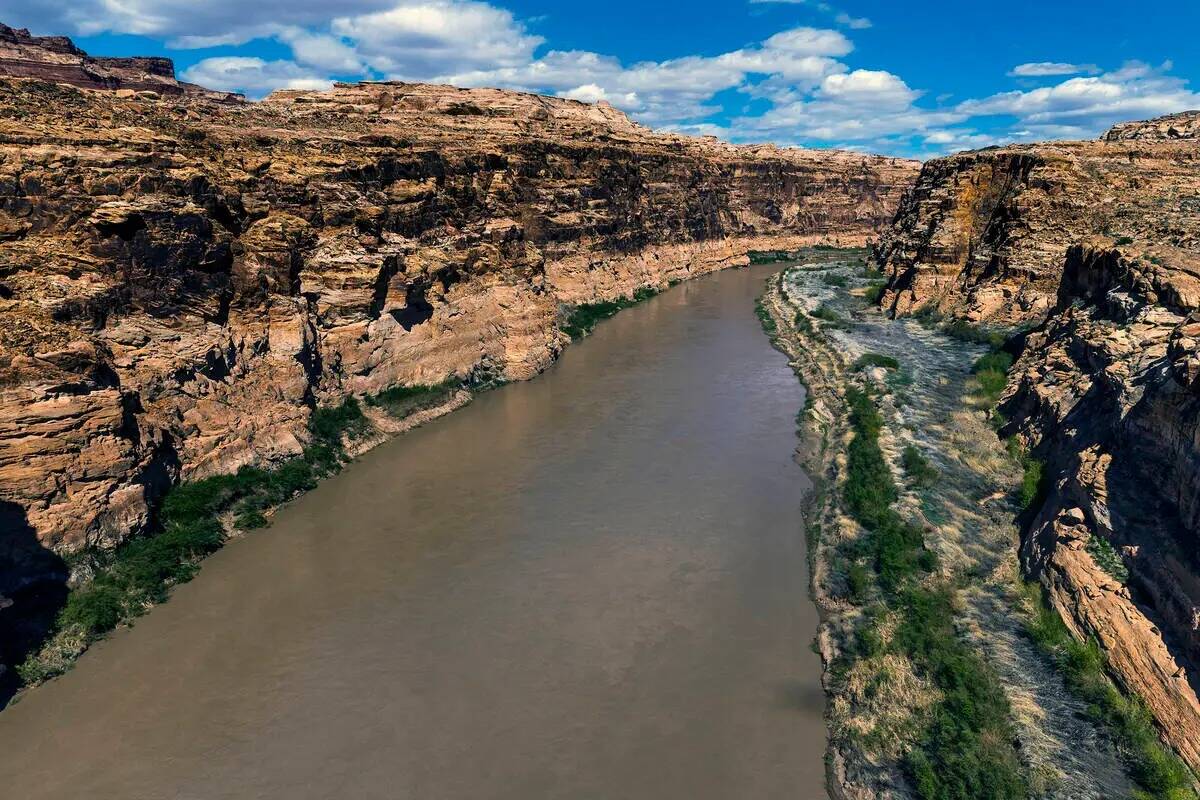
xmin=3 ymin=0 xmax=1199 ymax=159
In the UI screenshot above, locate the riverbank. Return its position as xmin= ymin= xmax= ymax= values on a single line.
xmin=756 ymin=250 xmax=1195 ymax=798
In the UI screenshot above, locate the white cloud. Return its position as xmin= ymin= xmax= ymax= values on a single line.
xmin=1009 ymin=61 xmax=1099 ymax=77
xmin=959 ymin=61 xmax=1200 ymax=137
xmin=181 ymin=57 xmax=333 ymax=97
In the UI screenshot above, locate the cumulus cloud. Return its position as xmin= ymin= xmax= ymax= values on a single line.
xmin=959 ymin=61 xmax=1200 ymax=138
xmin=1009 ymin=62 xmax=1100 ymax=77
xmin=181 ymin=57 xmax=333 ymax=97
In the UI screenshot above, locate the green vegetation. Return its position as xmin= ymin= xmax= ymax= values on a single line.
xmin=972 ymin=350 xmax=1014 ymax=405
xmin=902 ymin=445 xmax=939 ymax=489
xmin=811 ymin=304 xmax=846 ymax=326
xmin=1006 ymin=439 xmax=1046 ymax=510
xmin=822 ymin=272 xmax=850 ymax=288
xmin=1086 ymin=533 xmax=1131 ymax=583
xmin=943 ymin=319 xmax=1007 ymax=349
xmin=18 ymin=398 xmax=373 ymax=685
xmin=367 ymin=379 xmax=461 ymax=418
xmin=853 ymin=352 xmax=900 ymax=372
xmin=793 ymin=309 xmax=815 ymax=335
xmin=863 ymin=282 xmax=887 ymax=304
xmin=560 ymin=286 xmax=660 ymax=339
xmin=841 ymin=387 xmax=936 ymax=595
xmin=1115 ymin=236 xmax=1135 ymax=246
xmin=839 ymin=386 xmax=1027 ymax=799
xmin=1023 ymin=583 xmax=1197 ymax=800
xmin=862 ymin=264 xmax=885 ymax=281
xmin=748 ymin=250 xmax=794 ymax=264
xmin=755 ymin=297 xmax=778 ymax=335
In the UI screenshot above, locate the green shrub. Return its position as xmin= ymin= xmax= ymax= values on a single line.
xmin=863 ymin=282 xmax=886 ymax=304
xmin=57 ymin=582 xmax=124 ymax=635
xmin=902 ymin=445 xmax=939 ymax=489
xmin=854 ymin=353 xmax=900 ymax=372
xmin=309 ymin=397 xmax=370 ymax=445
xmin=561 ymin=286 xmax=660 ymax=339
xmin=755 ymin=298 xmax=778 ymax=334
xmin=1019 ymin=458 xmax=1044 ymax=509
xmin=368 ymin=379 xmax=460 ymax=418
xmin=1086 ymin=534 xmax=1130 ymax=582
xmin=1115 ymin=236 xmax=1135 ymax=246
xmin=822 ymin=273 xmax=849 ymax=288
xmin=943 ymin=320 xmax=1006 ymax=349
xmin=812 ymin=304 xmax=842 ymax=323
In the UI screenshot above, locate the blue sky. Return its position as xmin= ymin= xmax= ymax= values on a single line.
xmin=4 ymin=0 xmax=1199 ymax=158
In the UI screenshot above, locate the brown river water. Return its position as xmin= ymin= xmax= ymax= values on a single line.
xmin=0 ymin=264 xmax=824 ymax=800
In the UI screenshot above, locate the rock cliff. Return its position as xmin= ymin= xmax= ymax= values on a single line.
xmin=0 ymin=29 xmax=918 ymax=675
xmin=875 ymin=111 xmax=1200 ymax=770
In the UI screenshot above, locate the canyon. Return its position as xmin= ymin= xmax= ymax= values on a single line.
xmin=3 ymin=18 xmax=1200 ymax=800
xmin=0 ymin=27 xmax=916 ymax=694
xmin=876 ymin=113 xmax=1200 ymax=772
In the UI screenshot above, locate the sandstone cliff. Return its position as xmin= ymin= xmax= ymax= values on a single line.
xmin=0 ymin=24 xmax=240 ymax=101
xmin=875 ymin=112 xmax=1200 ymax=770
xmin=0 ymin=30 xmax=918 ymax=680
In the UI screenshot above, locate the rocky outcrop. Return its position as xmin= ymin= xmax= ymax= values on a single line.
xmin=0 ymin=28 xmax=919 ymax=661
xmin=0 ymin=24 xmax=240 ymax=101
xmin=874 ymin=112 xmax=1200 ymax=771
xmin=876 ymin=112 xmax=1200 ymax=324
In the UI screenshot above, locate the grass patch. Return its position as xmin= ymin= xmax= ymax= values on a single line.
xmin=1086 ymin=533 xmax=1130 ymax=583
xmin=811 ymin=304 xmax=847 ymax=327
xmin=853 ymin=352 xmax=901 ymax=372
xmin=943 ymin=319 xmax=1006 ymax=349
xmin=822 ymin=273 xmax=850 ymax=288
xmin=561 ymin=286 xmax=659 ymax=339
xmin=17 ymin=398 xmax=373 ymax=686
xmin=367 ymin=379 xmax=460 ymax=418
xmin=1006 ymin=439 xmax=1046 ymax=510
xmin=972 ymin=350 xmax=1014 ymax=405
xmin=748 ymin=250 xmax=794 ymax=264
xmin=863 ymin=282 xmax=887 ymax=304
xmin=902 ymin=445 xmax=939 ymax=490
xmin=1022 ymin=583 xmax=1197 ymax=799
xmin=755 ymin=297 xmax=778 ymax=335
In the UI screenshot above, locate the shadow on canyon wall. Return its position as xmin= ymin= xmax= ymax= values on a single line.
xmin=0 ymin=502 xmax=68 ymax=709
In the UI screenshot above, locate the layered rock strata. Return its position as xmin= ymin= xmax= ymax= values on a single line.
xmin=0 ymin=29 xmax=919 ymax=656
xmin=0 ymin=24 xmax=239 ymax=101
xmin=875 ymin=112 xmax=1200 ymax=770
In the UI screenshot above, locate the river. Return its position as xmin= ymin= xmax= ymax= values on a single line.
xmin=0 ymin=264 xmax=824 ymax=800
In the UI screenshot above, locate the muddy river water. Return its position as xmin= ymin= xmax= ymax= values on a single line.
xmin=0 ymin=264 xmax=825 ymax=800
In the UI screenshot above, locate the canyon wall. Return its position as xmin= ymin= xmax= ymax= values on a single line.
xmin=875 ymin=112 xmax=1200 ymax=768
xmin=0 ymin=31 xmax=918 ymax=630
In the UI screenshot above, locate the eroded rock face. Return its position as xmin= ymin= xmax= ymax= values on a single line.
xmin=874 ymin=112 xmax=1200 ymax=769
xmin=876 ymin=113 xmax=1200 ymax=324
xmin=0 ymin=32 xmax=919 ymax=598
xmin=0 ymin=24 xmax=240 ymax=101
